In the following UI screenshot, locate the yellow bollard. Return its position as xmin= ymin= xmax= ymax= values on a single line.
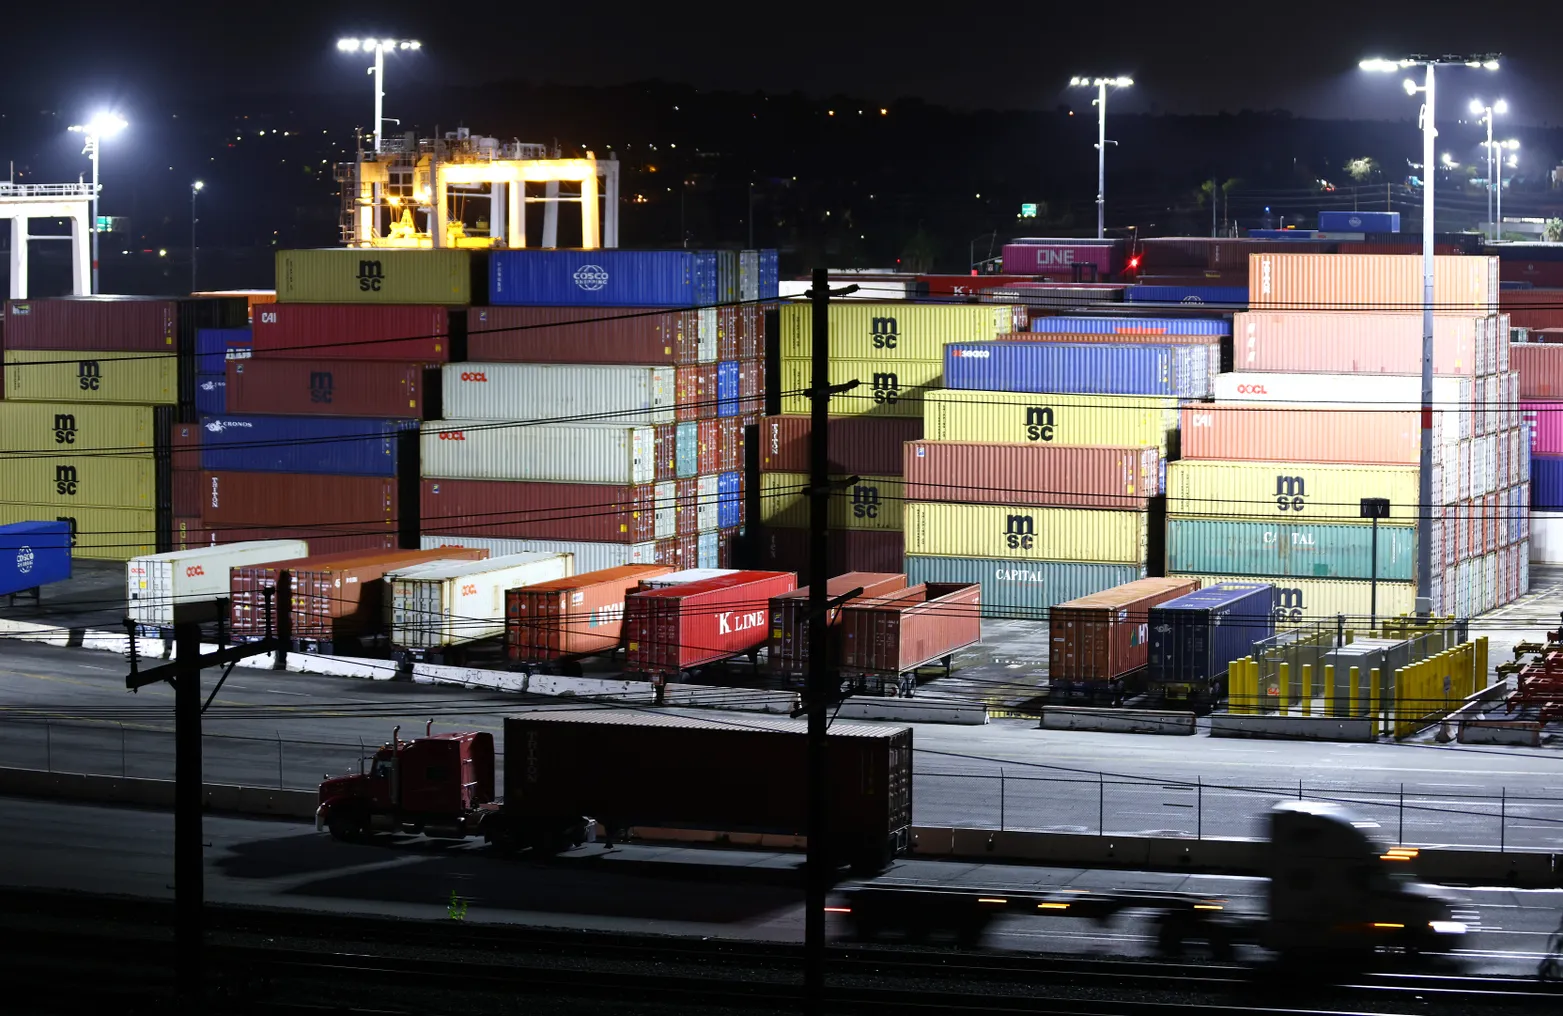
xmin=1324 ymin=664 xmax=1336 ymax=718
xmin=1371 ymin=667 xmax=1383 ymax=736
xmin=1300 ymin=664 xmax=1312 ymax=716
xmin=1278 ymin=662 xmax=1290 ymax=715
xmin=1226 ymin=659 xmax=1240 ymax=714
xmin=1348 ymin=666 xmax=1360 ymax=718
xmin=1248 ymin=657 xmax=1262 ymax=715
xmin=1476 ymin=636 xmax=1489 ymax=692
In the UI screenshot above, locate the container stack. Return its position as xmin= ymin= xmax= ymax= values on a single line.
xmin=0 ymin=295 xmax=247 ymax=560
xmin=1166 ymin=252 xmax=1524 ymax=623
xmin=420 ymin=248 xmax=776 ymax=574
xmin=752 ymin=302 xmax=1023 ymax=581
xmin=1512 ymin=343 xmax=1559 ymax=522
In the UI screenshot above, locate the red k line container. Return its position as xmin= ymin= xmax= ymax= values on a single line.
xmin=838 ymin=582 xmax=982 ymax=678
xmin=1048 ymin=577 xmax=1203 ymax=698
xmin=230 ymin=546 xmax=490 ymax=642
xmin=624 ymin=569 xmax=798 ymax=675
xmin=227 ymin=359 xmax=436 ymax=419
xmin=466 ymin=305 xmax=710 ymax=365
xmin=506 ymin=564 xmax=676 ymax=664
xmin=1500 ymin=288 xmax=1563 ymax=330
xmin=1512 ymin=344 xmax=1563 ymax=397
xmin=751 ymin=527 xmax=904 ymax=584
xmin=903 ymin=441 xmax=1162 ymax=507
xmin=767 ymin=572 xmax=908 ymax=677
xmin=201 ymin=471 xmax=397 ymax=534
xmin=422 ymin=478 xmax=671 ymax=543
xmin=1179 ymin=405 xmax=1427 ymax=465
xmin=252 ymin=304 xmax=462 ymax=362
xmin=759 ymin=415 xmax=924 ymax=476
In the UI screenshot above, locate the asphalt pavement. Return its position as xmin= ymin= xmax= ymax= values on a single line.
xmin=1 ymin=795 xmax=1558 ymax=979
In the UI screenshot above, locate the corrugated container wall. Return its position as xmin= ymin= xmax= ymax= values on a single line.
xmin=1167 ymin=460 xmax=1424 ymax=523
xmin=905 ymin=555 xmax=1144 ymax=621
xmin=1147 ymin=582 xmax=1278 ymax=693
xmin=760 ymin=474 xmax=904 ymax=531
xmin=127 ymin=540 xmax=311 ymax=626
xmin=0 ymin=521 xmax=71 ymax=595
xmin=468 ymin=305 xmax=714 ymax=365
xmin=904 ymin=502 xmax=1147 ymax=565
xmin=1234 ymin=311 xmax=1488 ymax=374
xmin=0 ymin=402 xmax=166 ymax=453
xmin=3 ymin=295 xmax=246 ymax=351
xmin=751 ymin=528 xmax=904 ymax=584
xmin=1049 ymin=577 xmax=1204 ymax=688
xmin=251 ymin=304 xmax=460 ymax=362
xmin=1165 ymin=518 xmax=1418 ymax=582
xmin=777 ymin=358 xmax=937 ymax=419
xmin=0 ymin=505 xmax=158 ymax=561
xmin=421 ymin=534 xmax=666 ymax=572
xmin=624 ymin=570 xmax=797 ymax=673
xmin=1180 ymin=406 xmax=1427 ymax=464
xmin=758 ymin=415 xmax=923 ymax=476
xmin=200 ymin=471 xmax=397 ymax=535
xmin=767 ymin=573 xmax=910 ymax=675
xmin=443 ymin=363 xmax=675 ymax=424
xmin=489 ymin=250 xmax=715 ymax=308
xmin=507 ymin=564 xmax=679 ymax=662
xmin=422 ymin=478 xmax=674 ymax=543
xmin=3 ymin=350 xmax=178 ymax=404
xmin=1000 ymin=243 xmax=1124 ymax=276
xmin=390 ymin=552 xmax=574 ymax=649
xmin=1513 ymin=344 xmax=1563 ymax=398
xmin=420 ymin=420 xmax=656 ymax=485
xmin=922 ymin=390 xmax=1178 ymax=451
xmin=227 ymin=359 xmax=434 ymax=419
xmin=1168 ymin=573 xmax=1418 ymax=626
xmin=943 ymin=341 xmax=1209 ymax=398
xmin=1030 ymin=316 xmax=1231 ymax=337
xmin=6 ymin=457 xmax=160 ymax=509
xmin=778 ymin=302 xmax=1024 ymax=361
xmin=903 ymin=441 xmax=1162 ymax=507
xmin=1248 ymin=253 xmax=1497 ymax=312
xmin=837 ymin=583 xmax=982 ymax=676
xmin=275 ymin=249 xmax=478 ymax=305
xmin=198 ymin=415 xmax=412 ymax=476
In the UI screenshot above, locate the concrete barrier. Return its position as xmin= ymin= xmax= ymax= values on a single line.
xmin=1458 ymin=719 xmax=1543 ymax=746
xmin=413 ymin=663 xmax=529 ymax=694
xmin=530 ymin=674 xmax=652 ymax=701
xmin=1411 ymin=847 xmax=1558 ymax=888
xmin=663 ymin=683 xmax=799 ymax=713
xmin=0 ymin=767 xmax=316 ymax=819
xmin=1209 ymin=714 xmax=1377 ymax=742
xmin=834 ymin=699 xmax=988 ymax=725
xmin=1041 ymin=707 xmax=1196 ymax=735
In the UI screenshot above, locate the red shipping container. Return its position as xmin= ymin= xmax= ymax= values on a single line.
xmin=1500 ymin=260 xmax=1563 ymax=288
xmin=738 ymin=359 xmax=763 ymax=416
xmin=171 ymin=421 xmax=203 ymax=518
xmin=625 ymin=569 xmax=798 ymax=675
xmin=904 ymin=442 xmax=1161 ymax=507
xmin=467 ymin=305 xmax=704 ymax=365
xmin=697 ymin=418 xmax=722 ymax=474
xmin=1048 ymin=578 xmax=1203 ymax=696
xmin=422 ymin=478 xmax=667 ymax=543
xmin=716 ymin=526 xmax=740 ymax=567
xmin=676 ymin=363 xmax=719 ymax=421
xmin=201 ymin=524 xmax=395 ymax=557
xmin=760 ymin=415 xmax=923 ymax=476
xmin=505 ymin=564 xmax=676 ymax=664
xmin=675 ymin=477 xmax=699 ymax=537
xmin=917 ymin=274 xmax=1039 ymax=298
xmin=252 ymin=304 xmax=459 ymax=362
xmin=716 ymin=304 xmax=740 ymax=362
xmin=767 ymin=572 xmax=908 ymax=677
xmin=1501 ymin=289 xmax=1563 ymax=330
xmin=226 ymin=359 xmax=434 ymax=418
xmin=201 ymin=471 xmax=397 ymax=536
xmin=653 ymin=422 xmax=679 ymax=482
xmin=717 ymin=417 xmax=743 ymax=474
xmin=171 ymin=422 xmax=201 ymax=471
xmin=657 ymin=532 xmax=701 ymax=568
xmin=751 ymin=526 xmax=904 ymax=584
xmin=736 ymin=305 xmax=762 ymax=360
xmin=1179 ymin=406 xmax=1423 ymax=465
xmin=838 ymin=582 xmax=982 ymax=678
xmin=1511 ymin=344 xmax=1563 ymax=398
xmin=3 ymin=295 xmax=244 ymax=351
xmin=171 ymin=515 xmax=205 ymax=552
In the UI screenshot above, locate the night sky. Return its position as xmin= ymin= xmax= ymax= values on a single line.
xmin=4 ymin=3 xmax=1550 ymax=124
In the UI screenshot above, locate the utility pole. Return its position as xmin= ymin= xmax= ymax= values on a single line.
xmin=124 ymin=576 xmax=293 ymax=1010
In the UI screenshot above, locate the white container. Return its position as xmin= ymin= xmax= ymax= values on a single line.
xmin=421 ymin=420 xmax=656 ymax=484
xmin=127 ymin=540 xmax=310 ymax=626
xmin=442 ymin=363 xmax=676 ymax=424
xmin=696 ymin=474 xmax=720 ymax=533
xmin=389 ymin=551 xmax=574 ymax=650
xmin=1214 ymin=373 xmax=1473 ymax=440
xmin=697 ymin=530 xmax=720 ymax=569
xmin=639 ymin=568 xmax=739 ymax=589
xmin=421 ymin=535 xmax=659 ymax=573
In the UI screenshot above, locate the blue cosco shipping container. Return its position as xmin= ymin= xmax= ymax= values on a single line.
xmin=1030 ymin=316 xmax=1230 ymax=337
xmin=0 ymin=520 xmax=72 ymax=597
xmin=1533 ymin=454 xmax=1563 ymax=510
xmin=489 ymin=250 xmax=717 ymax=308
xmin=906 ymin=555 xmax=1145 ymax=620
xmin=718 ymin=471 xmax=742 ymax=529
xmin=198 ymin=415 xmax=414 ymax=476
xmin=1147 ymin=581 xmax=1276 ymax=705
xmin=1125 ymin=285 xmax=1247 ymax=308
xmin=716 ymin=360 xmax=741 ymax=417
xmin=1319 ymin=210 xmax=1400 ymax=233
xmin=944 ymin=341 xmax=1209 ymax=398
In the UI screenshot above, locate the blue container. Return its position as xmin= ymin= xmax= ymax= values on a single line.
xmin=1501 ymin=280 xmax=1535 ymax=291
xmin=195 ymin=327 xmax=252 ymax=375
xmin=1147 ymin=582 xmax=1277 ymax=702
xmin=0 ymin=521 xmax=72 ymax=596
xmin=194 ymin=373 xmax=227 ymax=415
xmin=944 ymin=341 xmax=1209 ymax=398
xmin=1030 ymin=316 xmax=1230 ymax=337
xmin=717 ymin=471 xmax=742 ymax=529
xmin=716 ymin=361 xmax=741 ymax=417
xmin=759 ymin=250 xmax=780 ymax=300
xmin=198 ymin=415 xmax=414 ymax=477
xmin=1125 ymin=285 xmax=1247 ymax=307
xmin=1533 ymin=454 xmax=1563 ymax=510
xmin=1319 ymin=210 xmax=1400 ymax=233
xmin=489 ymin=250 xmax=717 ymax=307
xmin=675 ymin=421 xmax=699 ymax=479
xmin=1246 ymin=229 xmax=1322 ymax=239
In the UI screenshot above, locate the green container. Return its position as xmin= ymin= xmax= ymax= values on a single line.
xmin=904 ymin=555 xmax=1145 ymax=621
xmin=1165 ymin=517 xmax=1417 ymax=582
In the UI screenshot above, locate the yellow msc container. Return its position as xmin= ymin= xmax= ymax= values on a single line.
xmin=3 ymin=456 xmax=159 ymax=509
xmin=904 ymin=502 xmax=1147 ymax=565
xmin=0 ymin=504 xmax=158 ymax=561
xmin=4 ymin=350 xmax=178 ymax=405
xmin=778 ymin=302 xmax=1022 ymax=361
xmin=0 ymin=402 xmax=163 ymax=454
xmin=275 ymin=248 xmax=475 ymax=304
xmin=922 ymin=389 xmax=1178 ymax=451
xmin=778 ymin=357 xmax=938 ymax=418
xmin=1167 ymin=573 xmax=1417 ymax=628
xmin=1167 ymin=460 xmax=1422 ymax=524
xmin=759 ymin=473 xmax=904 ymax=531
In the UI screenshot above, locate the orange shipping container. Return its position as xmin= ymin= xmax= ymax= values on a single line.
xmin=1180 ymin=405 xmax=1431 ymax=465
xmin=506 ymin=564 xmax=676 ymax=664
xmin=1247 ymin=253 xmax=1498 ymax=313
xmin=1049 ymin=577 xmax=1202 ymax=700
xmin=1234 ymin=311 xmax=1487 ymax=375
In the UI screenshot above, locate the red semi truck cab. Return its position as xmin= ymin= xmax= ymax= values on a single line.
xmin=316 ymin=723 xmax=497 ymax=841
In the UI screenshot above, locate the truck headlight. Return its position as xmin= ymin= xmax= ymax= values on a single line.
xmin=1429 ymin=920 xmax=1467 ymax=935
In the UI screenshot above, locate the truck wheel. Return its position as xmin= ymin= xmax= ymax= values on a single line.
xmin=1154 ymin=913 xmax=1188 ymax=957
xmin=327 ymin=811 xmax=364 ymax=842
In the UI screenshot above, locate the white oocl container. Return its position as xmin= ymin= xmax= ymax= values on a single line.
xmin=442 ymin=363 xmax=677 ymax=424
xmin=421 ymin=535 xmax=661 ymax=573
xmin=127 ymin=540 xmax=310 ymax=627
xmin=637 ymin=568 xmax=739 ymax=589
xmin=420 ymin=420 xmax=657 ymax=484
xmin=388 ymin=551 xmax=574 ymax=650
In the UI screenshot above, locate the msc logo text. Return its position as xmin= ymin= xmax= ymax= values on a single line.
xmin=309 ymin=372 xmax=334 ymax=404
xmin=77 ymin=360 xmax=102 ymax=391
xmin=870 ymin=317 xmax=899 ymax=350
xmin=357 ymin=260 xmax=385 ymax=292
xmin=1275 ymin=475 xmax=1307 ymax=512
xmin=1025 ymin=406 xmax=1055 ymax=442
xmin=54 ymin=465 xmax=79 ymax=497
xmin=1004 ymin=514 xmax=1036 ymax=551
xmin=53 ymin=414 xmax=77 ymax=445
xmin=851 ymin=484 xmax=880 ymax=519
xmin=871 ymin=372 xmax=900 ymax=405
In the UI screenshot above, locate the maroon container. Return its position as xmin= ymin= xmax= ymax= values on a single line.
xmin=675 ymin=477 xmax=699 ymax=537
xmin=767 ymin=572 xmax=909 ymax=676
xmin=759 ymin=415 xmax=923 ymax=476
xmin=751 ymin=526 xmax=904 ymax=584
xmin=736 ymin=305 xmax=762 ymax=360
xmin=716 ymin=305 xmax=740 ymax=361
xmin=653 ymin=422 xmax=679 ymax=482
xmin=738 ymin=360 xmax=763 ymax=415
xmin=1504 ymin=289 xmax=1563 ymax=330
xmin=1048 ymin=578 xmax=1204 ymax=693
xmin=171 ymin=421 xmax=202 ymax=518
xmin=227 ymin=359 xmax=435 ymax=418
xmin=653 ymin=533 xmax=701 ymax=569
xmin=466 ymin=305 xmax=703 ymax=365
xmin=677 ymin=363 xmax=719 ymax=421
xmin=422 ymin=478 xmax=663 ymax=543
xmin=697 ymin=419 xmax=722 ymax=474
xmin=625 ymin=570 xmax=797 ymax=674
xmin=717 ymin=417 xmax=743 ymax=474
xmin=716 ymin=526 xmax=740 ymax=567
xmin=252 ymin=304 xmax=459 ymax=362
xmin=171 ymin=515 xmax=206 ymax=552
xmin=838 ymin=582 xmax=982 ymax=677
xmin=201 ymin=471 xmax=398 ymax=537
xmin=904 ymin=442 xmax=1162 ymax=508
xmin=3 ymin=296 xmax=242 ymax=351
xmin=200 ymin=524 xmax=396 ymax=557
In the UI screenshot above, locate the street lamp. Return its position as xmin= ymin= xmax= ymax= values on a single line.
xmin=1469 ymin=98 xmax=1508 ymax=240
xmin=1497 ymin=139 xmax=1519 ymax=240
xmin=190 ymin=181 xmax=204 ymax=294
xmin=67 ymin=113 xmax=128 ymax=295
xmin=1360 ymin=53 xmax=1500 ymax=616
xmin=337 ymin=37 xmax=422 ymax=153
xmin=1069 ymin=75 xmax=1133 ymax=239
